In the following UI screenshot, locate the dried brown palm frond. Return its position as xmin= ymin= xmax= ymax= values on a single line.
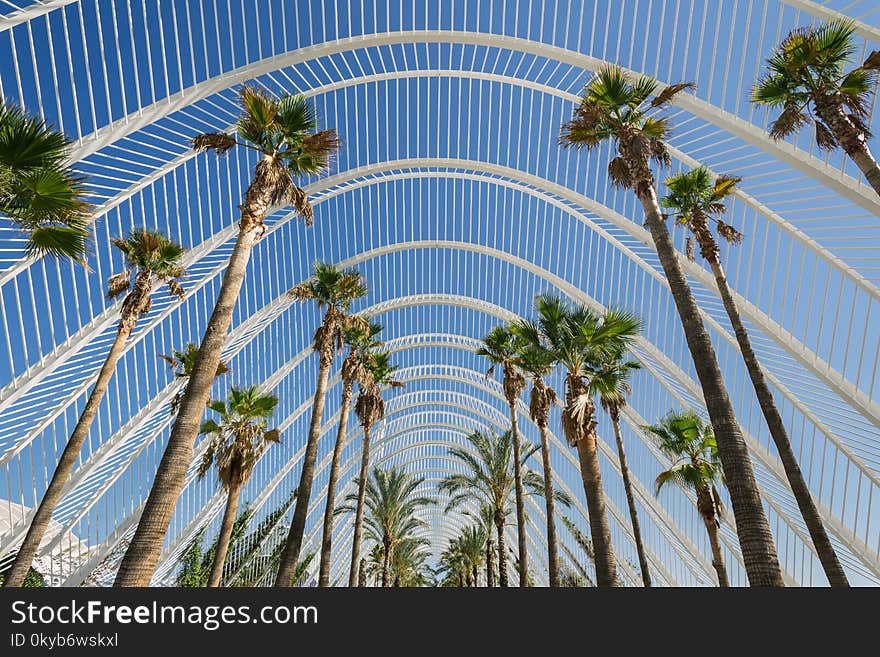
xmin=607 ymin=157 xmax=633 ymax=189
xmin=768 ymin=105 xmax=810 ymax=140
xmin=301 ymin=129 xmax=341 ymax=158
xmin=649 ymin=82 xmax=696 ymax=109
xmin=288 ymin=282 xmax=315 ymax=301
xmin=106 ymin=271 xmax=131 ymax=299
xmin=166 ymin=279 xmax=185 ymax=299
xmin=814 ymin=120 xmax=838 ymax=151
xmin=716 ymin=220 xmax=743 ymax=245
xmin=863 ymin=50 xmax=880 ymax=70
xmin=191 ymin=132 xmax=237 ymax=154
xmin=685 ymin=236 xmax=695 ymax=262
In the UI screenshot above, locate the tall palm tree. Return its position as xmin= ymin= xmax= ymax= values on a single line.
xmin=591 ymin=353 xmax=651 ymax=587
xmin=511 ymin=340 xmax=561 ymax=585
xmin=452 ymin=525 xmax=487 ymax=586
xmin=158 ymin=342 xmax=229 ymax=414
xmin=647 ymin=411 xmax=729 ymax=586
xmin=197 ymin=385 xmax=279 ymax=587
xmin=317 ymin=320 xmax=381 ymax=587
xmin=338 ymin=467 xmax=435 ymax=587
xmin=752 ymin=19 xmax=880 ymax=197
xmin=116 ymin=86 xmax=339 ymax=586
xmin=389 ymin=536 xmax=432 ymax=587
xmin=0 ymin=102 xmax=91 ymax=262
xmin=5 ymin=229 xmax=185 ymax=587
xmin=514 ymin=294 xmax=638 ymax=586
xmin=463 ymin=503 xmax=497 ymax=587
xmin=440 ymin=430 xmax=534 ymax=587
xmin=274 ymin=262 xmax=367 ymax=586
xmin=347 ymin=351 xmax=403 ymax=586
xmin=560 ymin=66 xmax=784 ymax=586
xmin=476 ymin=326 xmax=529 ymax=586
xmin=661 ymin=167 xmax=848 ymax=587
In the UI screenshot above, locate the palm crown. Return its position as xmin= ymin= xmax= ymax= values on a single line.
xmin=751 ymin=19 xmax=880 ymax=147
xmin=192 ymin=86 xmax=340 ymax=223
xmin=0 ymin=102 xmax=91 ymax=262
xmin=159 ymin=342 xmax=230 ymax=413
xmin=198 ymin=385 xmax=280 ymax=489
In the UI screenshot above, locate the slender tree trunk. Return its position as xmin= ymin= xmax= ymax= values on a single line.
xmin=704 ymin=517 xmax=730 ymax=587
xmin=357 ymin=557 xmax=366 ymax=587
xmin=485 ymin=536 xmax=495 ymax=587
xmin=611 ymin=413 xmax=651 ymax=587
xmin=536 ymin=420 xmax=560 ymax=587
xmin=574 ymin=426 xmax=618 ymax=587
xmin=814 ymin=101 xmax=880 ymax=199
xmin=347 ymin=423 xmax=373 ymax=586
xmin=472 ymin=566 xmax=478 ymax=587
xmin=708 ymin=257 xmax=848 ymax=586
xmin=381 ymin=540 xmax=392 ymax=587
xmin=318 ymin=381 xmax=354 ymax=587
xmin=115 ymin=178 xmax=268 ymax=586
xmin=495 ymin=517 xmax=508 ymax=587
xmin=634 ymin=178 xmax=784 ymax=586
xmin=508 ymin=401 xmax=528 ymax=587
xmin=6 ymin=319 xmax=136 ymax=587
xmin=207 ymin=472 xmax=241 ymax=588
xmin=275 ymin=355 xmax=333 ymax=586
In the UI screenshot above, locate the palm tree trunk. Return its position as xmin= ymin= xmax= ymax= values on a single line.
xmin=708 ymin=257 xmax=848 ymax=586
xmin=537 ymin=421 xmax=560 ymax=587
xmin=357 ymin=557 xmax=367 ymax=587
xmin=115 ymin=196 xmax=267 ymax=586
xmin=381 ymin=540 xmax=392 ymax=587
xmin=635 ymin=181 xmax=784 ymax=587
xmin=508 ymin=401 xmax=529 ymax=587
xmin=485 ymin=536 xmax=495 ymax=587
xmin=274 ymin=356 xmax=333 ymax=586
xmin=495 ymin=517 xmax=508 ymax=587
xmin=207 ymin=472 xmax=241 ymax=588
xmin=347 ymin=423 xmax=373 ymax=586
xmin=704 ymin=517 xmax=730 ymax=587
xmin=574 ymin=429 xmax=618 ymax=587
xmin=318 ymin=381 xmax=354 ymax=587
xmin=5 ymin=319 xmax=135 ymax=587
xmin=814 ymin=101 xmax=880 ymax=199
xmin=472 ymin=566 xmax=478 ymax=587
xmin=611 ymin=414 xmax=651 ymax=587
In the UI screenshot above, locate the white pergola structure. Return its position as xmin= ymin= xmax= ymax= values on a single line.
xmin=0 ymin=0 xmax=879 ymax=587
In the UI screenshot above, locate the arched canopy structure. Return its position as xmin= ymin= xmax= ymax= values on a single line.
xmin=1 ymin=0 xmax=879 ymax=587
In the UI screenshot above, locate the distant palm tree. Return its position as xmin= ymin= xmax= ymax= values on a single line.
xmin=197 ymin=385 xmax=279 ymax=587
xmin=591 ymin=353 xmax=651 ymax=587
xmin=661 ymin=166 xmax=848 ymax=587
xmin=158 ymin=342 xmax=229 ymax=414
xmin=347 ymin=351 xmax=403 ymax=586
xmin=463 ymin=504 xmax=497 ymax=587
xmin=389 ymin=536 xmax=432 ymax=587
xmin=0 ymin=102 xmax=90 ymax=262
xmin=116 ymin=87 xmax=339 ymax=586
xmin=647 ymin=411 xmax=729 ymax=586
xmin=752 ymin=19 xmax=880 ymax=197
xmin=275 ymin=262 xmax=367 ymax=586
xmin=317 ymin=320 xmax=381 ymax=587
xmin=6 ymin=229 xmax=185 ymax=587
xmin=476 ymin=326 xmax=529 ymax=586
xmin=560 ymin=66 xmax=783 ymax=586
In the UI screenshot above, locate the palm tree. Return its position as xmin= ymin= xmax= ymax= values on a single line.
xmin=317 ymin=320 xmax=381 ymax=587
xmin=514 ymin=294 xmax=638 ymax=586
xmin=647 ymin=411 xmax=729 ymax=586
xmin=511 ymin=340 xmax=561 ymax=585
xmin=463 ymin=503 xmax=497 ymax=587
xmin=560 ymin=66 xmax=784 ymax=586
xmin=158 ymin=342 xmax=229 ymax=414
xmin=476 ymin=327 xmax=530 ymax=586
xmin=389 ymin=536 xmax=432 ymax=587
xmin=591 ymin=353 xmax=652 ymax=587
xmin=274 ymin=262 xmax=367 ymax=586
xmin=440 ymin=430 xmax=534 ymax=587
xmin=115 ymin=87 xmax=339 ymax=586
xmin=5 ymin=229 xmax=185 ymax=587
xmin=338 ymin=467 xmax=435 ymax=587
xmin=197 ymin=385 xmax=279 ymax=587
xmin=0 ymin=101 xmax=91 ymax=262
xmin=661 ymin=167 xmax=848 ymax=587
xmin=752 ymin=19 xmax=880 ymax=197
xmin=347 ymin=351 xmax=403 ymax=586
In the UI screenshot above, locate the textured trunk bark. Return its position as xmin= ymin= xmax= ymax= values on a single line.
xmin=348 ymin=423 xmax=373 ymax=586
xmin=485 ymin=537 xmax=495 ymax=587
xmin=575 ymin=430 xmax=618 ymax=587
xmin=704 ymin=517 xmax=730 ymax=587
xmin=495 ymin=518 xmax=508 ymax=587
xmin=636 ymin=182 xmax=784 ymax=587
xmin=537 ymin=420 xmax=560 ymax=587
xmin=274 ymin=356 xmax=333 ymax=586
xmin=5 ymin=318 xmax=135 ymax=587
xmin=357 ymin=558 xmax=367 ymax=587
xmin=508 ymin=401 xmax=529 ymax=587
xmin=381 ymin=540 xmax=392 ymax=587
xmin=318 ymin=381 xmax=354 ymax=587
xmin=814 ymin=100 xmax=880 ymax=199
xmin=708 ymin=257 xmax=848 ymax=587
xmin=115 ymin=207 xmax=265 ymax=587
xmin=472 ymin=566 xmax=478 ymax=587
xmin=611 ymin=414 xmax=651 ymax=587
xmin=207 ymin=473 xmax=241 ymax=588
